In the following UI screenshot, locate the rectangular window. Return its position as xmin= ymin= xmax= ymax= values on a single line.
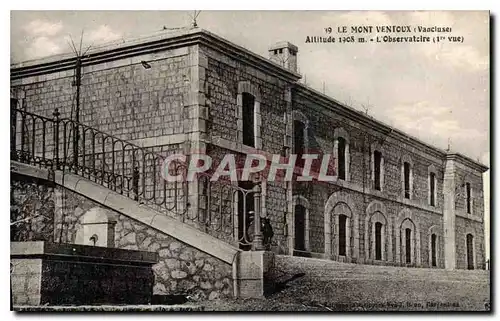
xmin=242 ymin=93 xmax=255 ymax=147
xmin=404 ymin=162 xmax=410 ymax=199
xmin=338 ymin=138 xmax=346 ymax=180
xmin=374 ymin=151 xmax=382 ymax=191
xmin=294 ymin=120 xmax=305 ymax=168
xmin=430 ymin=172 xmax=436 ymax=206
xmin=466 ymin=182 xmax=471 ymax=214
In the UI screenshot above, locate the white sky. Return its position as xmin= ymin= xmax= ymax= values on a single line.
xmin=10 ymin=10 xmax=490 ymax=258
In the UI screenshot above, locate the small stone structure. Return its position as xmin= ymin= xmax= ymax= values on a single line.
xmin=10 ymin=241 xmax=158 ymax=306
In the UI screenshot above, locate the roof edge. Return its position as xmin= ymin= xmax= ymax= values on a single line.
xmin=446 ymin=153 xmax=489 ymax=173
xmin=11 ymin=28 xmax=302 ymax=83
xmin=295 ymin=83 xmax=450 ymax=160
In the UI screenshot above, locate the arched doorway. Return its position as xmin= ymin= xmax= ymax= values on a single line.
xmin=395 ymin=209 xmax=421 ymax=267
xmin=365 ymin=201 xmax=390 ymax=263
xmin=405 ymin=228 xmax=412 ymax=264
xmin=338 ymin=214 xmax=348 ymax=256
xmin=431 ymin=233 xmax=437 ymax=267
xmin=329 ymin=202 xmax=352 ymax=261
xmin=324 ymin=192 xmax=359 ymax=262
xmin=466 ymin=233 xmax=474 ymax=270
xmin=400 ymin=218 xmax=416 ymax=266
xmin=294 ymin=204 xmax=306 ymax=251
xmin=375 ymin=222 xmax=383 ymax=260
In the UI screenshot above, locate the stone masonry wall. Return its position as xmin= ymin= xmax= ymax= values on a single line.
xmin=11 ymin=258 xmax=42 ymax=306
xmin=12 ymin=47 xmax=192 ymax=143
xmin=11 ymin=174 xmax=55 ymax=242
xmin=293 ymin=95 xmax=445 ymax=208
xmin=454 ymin=167 xmax=484 ymax=218
xmin=455 ymin=217 xmax=485 ymax=270
xmin=288 ymin=94 xmax=451 ymax=267
xmin=10 ymin=175 xmax=234 ymax=301
xmin=200 ymin=45 xmax=292 ymax=254
xmin=202 ymin=46 xmax=289 ymax=154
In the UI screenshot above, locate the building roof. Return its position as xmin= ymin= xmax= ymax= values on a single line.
xmin=11 ymin=27 xmax=301 ymax=82
xmin=295 ymin=83 xmax=489 ymax=173
xmin=10 ymin=27 xmax=488 ymax=173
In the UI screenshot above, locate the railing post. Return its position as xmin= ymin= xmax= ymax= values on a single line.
xmin=252 ymin=184 xmax=265 ymax=251
xmin=53 ymin=109 xmax=60 ymax=170
xmin=10 ymin=98 xmax=18 ymax=160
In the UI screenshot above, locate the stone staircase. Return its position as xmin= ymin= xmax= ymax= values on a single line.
xmin=269 ymin=255 xmax=490 ymax=311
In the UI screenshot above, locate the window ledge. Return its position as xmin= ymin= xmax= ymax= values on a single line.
xmin=456 ymin=211 xmax=482 ymax=222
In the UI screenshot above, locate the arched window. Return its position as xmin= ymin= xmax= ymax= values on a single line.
xmin=237 ymin=81 xmax=262 ymax=149
xmin=466 ymin=233 xmax=474 ymax=270
xmin=338 ymin=138 xmax=346 ymax=180
xmin=292 ymin=110 xmax=309 ymax=170
xmin=371 ymin=142 xmax=385 ymax=192
xmin=401 ymin=155 xmax=414 ymax=200
xmin=334 ymin=128 xmax=350 ymax=181
xmin=242 ymin=93 xmax=255 ymax=147
xmin=374 ymin=151 xmax=382 ymax=191
xmin=429 ymin=172 xmax=436 ymax=206
xmin=428 ymin=164 xmax=438 ymax=207
xmin=465 ymin=182 xmax=472 ymax=214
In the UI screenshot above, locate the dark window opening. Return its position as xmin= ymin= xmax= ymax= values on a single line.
xmin=237 ymin=181 xmax=255 ymax=251
xmin=242 ymin=93 xmax=255 ymax=147
xmin=404 ymin=162 xmax=411 ymax=199
xmin=466 ymin=182 xmax=471 ymax=214
xmin=466 ymin=233 xmax=474 ymax=270
xmin=430 ymin=172 xmax=436 ymax=206
xmin=338 ymin=137 xmax=346 ymax=180
xmin=374 ymin=150 xmax=382 ymax=191
xmin=338 ymin=215 xmax=347 ymax=256
xmin=294 ymin=205 xmax=306 ymax=251
xmin=375 ymin=222 xmax=383 ymax=260
xmin=431 ymin=234 xmax=437 ymax=267
xmin=294 ymin=120 xmax=305 ymax=169
xmin=278 ymin=48 xmax=283 ymax=54
xmin=405 ymin=228 xmax=412 ymax=264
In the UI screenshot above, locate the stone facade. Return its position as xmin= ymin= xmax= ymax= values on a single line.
xmin=10 ymin=28 xmax=488 ymax=270
xmin=11 ymin=174 xmax=55 ymax=242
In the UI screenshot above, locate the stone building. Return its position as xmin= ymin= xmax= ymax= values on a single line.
xmin=10 ymin=27 xmax=488 ymax=271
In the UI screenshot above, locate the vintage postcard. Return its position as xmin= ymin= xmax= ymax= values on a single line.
xmin=9 ymin=10 xmax=490 ymax=312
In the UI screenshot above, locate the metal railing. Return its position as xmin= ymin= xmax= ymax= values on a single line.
xmin=11 ymin=106 xmax=264 ymax=250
